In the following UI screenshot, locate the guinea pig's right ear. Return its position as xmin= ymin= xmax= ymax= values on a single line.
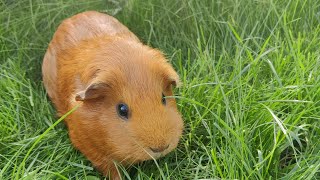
xmin=75 ymin=82 xmax=109 ymax=101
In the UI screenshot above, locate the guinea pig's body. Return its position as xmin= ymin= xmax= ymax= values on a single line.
xmin=42 ymin=11 xmax=183 ymax=178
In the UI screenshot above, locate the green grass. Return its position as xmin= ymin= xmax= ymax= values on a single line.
xmin=1 ymin=0 xmax=320 ymax=179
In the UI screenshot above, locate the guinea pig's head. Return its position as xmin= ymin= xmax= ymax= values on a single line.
xmin=73 ymin=39 xmax=184 ymax=164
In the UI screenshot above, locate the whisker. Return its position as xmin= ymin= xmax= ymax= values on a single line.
xmin=130 ymin=137 xmax=156 ymax=161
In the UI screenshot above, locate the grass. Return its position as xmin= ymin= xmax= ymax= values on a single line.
xmin=1 ymin=0 xmax=320 ymax=179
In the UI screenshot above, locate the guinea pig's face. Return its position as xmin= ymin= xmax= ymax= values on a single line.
xmin=108 ymin=74 xmax=184 ymax=162
xmin=75 ymin=44 xmax=184 ymax=164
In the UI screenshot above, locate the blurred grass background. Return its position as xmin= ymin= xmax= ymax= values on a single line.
xmin=0 ymin=0 xmax=320 ymax=179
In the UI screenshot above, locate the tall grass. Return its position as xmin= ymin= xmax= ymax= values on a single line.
xmin=1 ymin=0 xmax=319 ymax=179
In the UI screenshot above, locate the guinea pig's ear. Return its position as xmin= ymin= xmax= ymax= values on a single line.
xmin=75 ymin=82 xmax=109 ymax=101
xmin=163 ymin=66 xmax=181 ymax=91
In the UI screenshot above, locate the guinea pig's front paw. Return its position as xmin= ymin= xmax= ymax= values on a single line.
xmin=108 ymin=168 xmax=121 ymax=180
xmin=96 ymin=162 xmax=121 ymax=180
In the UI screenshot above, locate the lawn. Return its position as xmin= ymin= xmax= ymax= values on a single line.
xmin=1 ymin=0 xmax=320 ymax=179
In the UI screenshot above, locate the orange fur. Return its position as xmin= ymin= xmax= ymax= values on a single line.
xmin=42 ymin=11 xmax=184 ymax=179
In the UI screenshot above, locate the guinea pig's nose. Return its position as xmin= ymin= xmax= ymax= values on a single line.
xmin=149 ymin=144 xmax=169 ymax=153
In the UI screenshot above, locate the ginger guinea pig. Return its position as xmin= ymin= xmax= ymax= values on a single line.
xmin=42 ymin=11 xmax=184 ymax=178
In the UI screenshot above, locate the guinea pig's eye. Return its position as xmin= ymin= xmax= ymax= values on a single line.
xmin=162 ymin=93 xmax=166 ymax=105
xmin=117 ymin=103 xmax=129 ymax=119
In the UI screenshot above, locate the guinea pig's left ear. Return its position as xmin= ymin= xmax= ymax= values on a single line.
xmin=163 ymin=66 xmax=181 ymax=91
xmin=75 ymin=82 xmax=109 ymax=101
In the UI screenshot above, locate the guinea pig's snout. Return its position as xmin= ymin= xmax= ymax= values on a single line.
xmin=149 ymin=144 xmax=169 ymax=153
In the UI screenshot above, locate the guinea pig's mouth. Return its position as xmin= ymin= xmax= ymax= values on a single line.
xmin=144 ymin=146 xmax=171 ymax=160
xmin=146 ymin=151 xmax=165 ymax=160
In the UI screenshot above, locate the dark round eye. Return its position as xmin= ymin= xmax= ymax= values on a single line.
xmin=162 ymin=93 xmax=166 ymax=105
xmin=117 ymin=103 xmax=129 ymax=119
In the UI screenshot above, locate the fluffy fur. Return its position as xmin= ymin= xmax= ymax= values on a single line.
xmin=42 ymin=11 xmax=184 ymax=179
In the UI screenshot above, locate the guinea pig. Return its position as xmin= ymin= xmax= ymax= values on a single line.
xmin=42 ymin=11 xmax=184 ymax=179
